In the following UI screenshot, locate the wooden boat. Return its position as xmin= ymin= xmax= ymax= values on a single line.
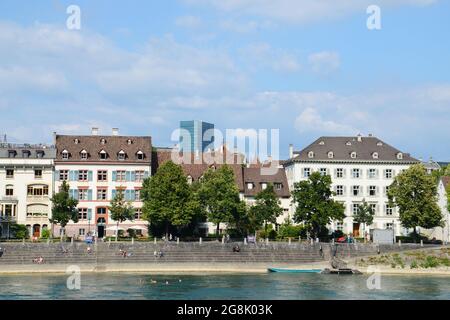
xmin=268 ymin=268 xmax=323 ymax=273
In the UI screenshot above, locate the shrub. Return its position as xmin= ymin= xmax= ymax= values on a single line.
xmin=41 ymin=228 xmax=51 ymax=239
xmin=10 ymin=224 xmax=29 ymax=239
xmin=420 ymin=256 xmax=440 ymax=268
xmin=410 ymin=260 xmax=418 ymax=269
xmin=277 ymin=224 xmax=306 ymax=239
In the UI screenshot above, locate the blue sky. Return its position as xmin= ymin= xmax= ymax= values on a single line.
xmin=1 ymin=0 xmax=449 ymax=160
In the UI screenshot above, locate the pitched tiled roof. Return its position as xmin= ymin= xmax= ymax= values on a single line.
xmin=0 ymin=145 xmax=56 ymax=159
xmin=55 ymin=135 xmax=151 ymax=163
xmin=243 ymin=167 xmax=290 ymax=198
xmin=287 ymin=136 xmax=418 ymax=163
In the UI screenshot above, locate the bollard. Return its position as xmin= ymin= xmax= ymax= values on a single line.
xmin=398 ymin=239 xmax=401 ymax=247
xmin=222 ymin=236 xmax=225 ymax=244
xmin=108 ymin=238 xmax=111 ymax=245
xmin=310 ymin=239 xmax=314 ymax=246
xmin=420 ymin=240 xmax=423 ymax=247
xmin=266 ymin=238 xmax=269 ymax=245
xmin=177 ymin=237 xmax=180 ymax=245
xmin=199 ymin=237 xmax=202 ymax=245
xmin=47 ymin=238 xmax=50 ymax=245
xmin=23 ymin=238 xmax=25 ymax=245
xmin=244 ymin=238 xmax=247 ymax=245
xmin=288 ymin=238 xmax=291 ymax=245
xmin=132 ymin=237 xmax=134 ymax=245
xmin=316 ymin=238 xmax=319 ymax=243
xmin=71 ymin=237 xmax=74 ymax=246
xmin=298 ymin=236 xmax=301 ymax=242
xmin=154 ymin=237 xmax=157 ymax=244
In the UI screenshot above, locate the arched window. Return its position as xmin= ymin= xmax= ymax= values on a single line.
xmin=350 ymin=151 xmax=357 ymax=159
xmin=127 ymin=139 xmax=133 ymax=145
xmin=100 ymin=138 xmax=107 ymax=145
xmin=308 ymin=151 xmax=314 ymax=159
xmin=328 ymin=151 xmax=334 ymax=159
xmin=397 ymin=153 xmax=403 ymax=160
xmin=372 ymin=152 xmax=379 ymax=159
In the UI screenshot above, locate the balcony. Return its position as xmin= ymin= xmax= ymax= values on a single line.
xmin=0 ymin=196 xmax=18 ymax=203
xmin=26 ymin=195 xmax=49 ymax=202
xmin=0 ymin=216 xmax=17 ymax=223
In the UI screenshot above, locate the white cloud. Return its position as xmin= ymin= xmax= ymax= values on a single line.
xmin=219 ymin=19 xmax=275 ymax=33
xmin=184 ymin=0 xmax=437 ymax=24
xmin=295 ymin=107 xmax=358 ymax=134
xmin=175 ymin=15 xmax=202 ymax=29
xmin=308 ymin=51 xmax=340 ymax=75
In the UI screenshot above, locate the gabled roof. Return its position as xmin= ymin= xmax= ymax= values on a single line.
xmin=286 ymin=135 xmax=418 ymax=164
xmin=243 ymin=167 xmax=290 ymax=198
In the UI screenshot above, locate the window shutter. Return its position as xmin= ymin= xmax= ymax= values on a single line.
xmin=74 ymin=170 xmax=79 ymax=181
xmin=74 ymin=189 xmax=79 ymax=200
xmin=88 ymin=171 xmax=93 ymax=182
xmin=342 ymin=169 xmax=346 ymax=178
xmin=131 ymin=171 xmax=136 ymax=182
xmin=131 ymin=189 xmax=136 ymax=201
xmin=126 ymin=171 xmax=131 ymax=182
xmin=343 ymin=186 xmax=346 ymax=196
xmin=376 ymin=169 xmax=379 ymax=178
xmin=112 ymin=171 xmax=117 ymax=181
xmin=144 ymin=171 xmax=149 ymax=178
xmin=376 ymin=186 xmax=379 ymax=196
xmin=112 ymin=189 xmax=117 ymax=199
xmin=334 ymin=169 xmax=337 ymax=178
xmin=69 ymin=171 xmax=75 ymax=181
xmin=55 ymin=170 xmax=60 ymax=180
xmin=87 ymin=189 xmax=93 ymax=201
xmin=87 ymin=209 xmax=92 ymax=221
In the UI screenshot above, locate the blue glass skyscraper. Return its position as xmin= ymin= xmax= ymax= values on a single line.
xmin=179 ymin=120 xmax=215 ymax=153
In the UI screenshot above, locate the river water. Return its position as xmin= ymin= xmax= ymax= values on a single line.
xmin=0 ymin=273 xmax=448 ymax=300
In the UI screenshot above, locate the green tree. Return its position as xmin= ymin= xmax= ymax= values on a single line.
xmin=291 ymin=172 xmax=345 ymax=239
xmin=198 ymin=165 xmax=244 ymax=238
xmin=109 ymin=188 xmax=134 ymax=241
xmin=10 ymin=224 xmax=29 ymax=239
xmin=142 ymin=161 xmax=198 ymax=238
xmin=249 ymin=184 xmax=283 ymax=238
xmin=388 ymin=164 xmax=444 ymax=238
xmin=354 ymin=199 xmax=375 ymax=242
xmin=50 ymin=180 xmax=79 ymax=238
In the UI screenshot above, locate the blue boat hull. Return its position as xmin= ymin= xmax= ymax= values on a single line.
xmin=268 ymin=268 xmax=322 ymax=273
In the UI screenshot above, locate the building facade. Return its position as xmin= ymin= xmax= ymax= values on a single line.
xmin=422 ymin=176 xmax=450 ymax=242
xmin=284 ymin=135 xmax=419 ymax=237
xmin=0 ymin=144 xmax=55 ymax=239
xmin=54 ymin=128 xmax=151 ymax=239
xmin=179 ymin=120 xmax=215 ymax=154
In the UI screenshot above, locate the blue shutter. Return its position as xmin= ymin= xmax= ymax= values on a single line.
xmin=124 ymin=189 xmax=130 ymax=201
xmin=69 ymin=171 xmax=75 ymax=181
xmin=69 ymin=189 xmax=74 ymax=199
xmin=112 ymin=171 xmax=117 ymax=181
xmin=144 ymin=171 xmax=149 ymax=178
xmin=131 ymin=190 xmax=136 ymax=201
xmin=74 ymin=170 xmax=79 ymax=181
xmin=74 ymin=189 xmax=79 ymax=200
xmin=87 ymin=209 xmax=92 ymax=221
xmin=87 ymin=189 xmax=93 ymax=201
xmin=126 ymin=171 xmax=131 ymax=182
xmin=88 ymin=171 xmax=93 ymax=181
xmin=55 ymin=170 xmax=60 ymax=181
xmin=131 ymin=171 xmax=136 ymax=182
xmin=112 ymin=189 xmax=117 ymax=199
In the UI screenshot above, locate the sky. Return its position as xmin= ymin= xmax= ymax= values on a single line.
xmin=0 ymin=0 xmax=449 ymax=160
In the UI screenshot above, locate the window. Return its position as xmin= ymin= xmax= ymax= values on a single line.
xmin=368 ymin=168 xmax=377 ymax=179
xmin=351 ymin=152 xmax=357 ymax=159
xmin=372 ymin=152 xmax=379 ymax=159
xmin=36 ymin=151 xmax=44 ymax=158
xmin=78 ymin=189 xmax=88 ymax=201
xmin=59 ymin=170 xmax=69 ymax=181
xmin=386 ymin=205 xmax=393 ymax=216
xmin=352 ymin=168 xmax=360 ymax=178
xmin=135 ymin=189 xmax=141 ymax=201
xmin=97 ymin=188 xmax=108 ymax=200
xmin=319 ymin=168 xmax=327 ymax=176
xmin=80 ymin=150 xmax=88 ymax=160
xmin=99 ymin=150 xmax=107 ymax=160
xmin=336 ymin=185 xmax=344 ymax=196
xmin=328 ymin=151 xmax=334 ymax=159
xmin=353 ymin=186 xmax=360 ymax=196
xmin=27 ymin=185 xmax=49 ymax=196
xmin=116 ymin=171 xmax=126 ymax=182
xmin=336 ymin=222 xmax=343 ymax=231
xmin=6 ymin=169 xmax=14 ymax=178
xmin=385 ymin=169 xmax=393 ymax=179
xmin=8 ymin=150 xmax=17 ymax=158
xmin=118 ymin=150 xmax=126 ymax=160
xmin=101 ymin=139 xmax=106 ymax=145
xmin=308 ymin=151 xmax=314 ymax=159
xmin=369 ymin=186 xmax=377 ymax=196
xmin=352 ymin=204 xmax=359 ymax=215
xmin=78 ymin=208 xmax=88 ymax=220
xmin=79 ymin=229 xmax=86 ymax=236
xmin=22 ymin=150 xmax=31 ymax=158
xmin=336 ymin=168 xmax=344 ymax=178
xmin=274 ymin=183 xmax=282 ymax=190
xmin=127 ymin=139 xmax=133 ymax=145
xmin=385 ymin=186 xmax=390 ymax=195
xmin=97 ymin=170 xmax=107 ymax=182
xmin=135 ymin=171 xmax=145 ymax=182
xmin=137 ymin=151 xmax=144 ymax=160
xmin=247 ymin=182 xmax=254 ymax=190
xmin=62 ymin=150 xmax=69 ymax=160
xmin=397 ymin=153 xmax=403 ymax=160
xmin=135 ymin=208 xmax=142 ymax=220
xmin=303 ymin=168 xmax=311 ymax=178
xmin=386 ymin=223 xmax=393 ymax=229
xmin=78 ymin=170 xmax=88 ymax=181
xmin=187 ymin=176 xmax=193 ymax=185
xmin=370 ymin=204 xmax=377 ymax=214
xmin=97 ymin=207 xmax=107 ymax=215
xmin=34 ymin=169 xmax=43 ymax=179
xmin=74 ymin=139 xmax=80 ymax=144
xmin=5 ymin=185 xmax=14 ymax=196
xmin=261 ymin=183 xmax=267 ymax=190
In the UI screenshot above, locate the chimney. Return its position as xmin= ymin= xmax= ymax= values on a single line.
xmin=112 ymin=128 xmax=119 ymax=136
xmin=289 ymin=144 xmax=294 ymax=159
xmin=91 ymin=127 xmax=99 ymax=136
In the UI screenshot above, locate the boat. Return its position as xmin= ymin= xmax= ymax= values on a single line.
xmin=321 ymin=268 xmax=363 ymax=275
xmin=268 ymin=268 xmax=323 ymax=273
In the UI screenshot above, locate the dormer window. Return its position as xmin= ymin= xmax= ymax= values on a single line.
xmin=346 ymin=141 xmax=352 ymax=146
xmin=328 ymin=151 xmax=334 ymax=159
xmin=308 ymin=151 xmax=314 ymax=159
xmin=136 ymin=150 xmax=144 ymax=160
xmin=100 ymin=138 xmax=107 ymax=145
xmin=8 ymin=150 xmax=17 ymax=158
xmin=247 ymin=182 xmax=254 ymax=190
xmin=62 ymin=150 xmax=69 ymax=160
xmin=22 ymin=150 xmax=31 ymax=158
xmin=74 ymin=139 xmax=80 ymax=144
xmin=350 ymin=151 xmax=357 ymax=159
xmin=377 ymin=141 xmax=383 ymax=147
xmin=397 ymin=153 xmax=403 ymax=160
xmin=261 ymin=183 xmax=268 ymax=190
xmin=210 ymin=165 xmax=216 ymax=171
xmin=118 ymin=150 xmax=126 ymax=161
xmin=187 ymin=175 xmax=193 ymax=185
xmin=319 ymin=141 xmax=325 ymax=145
xmin=80 ymin=150 xmax=88 ymax=160
xmin=99 ymin=150 xmax=108 ymax=160
xmin=372 ymin=152 xmax=379 ymax=159
xmin=127 ymin=139 xmax=133 ymax=145
xmin=36 ymin=150 xmax=45 ymax=158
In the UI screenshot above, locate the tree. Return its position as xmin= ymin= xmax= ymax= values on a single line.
xmin=388 ymin=164 xmax=444 ymax=238
xmin=109 ymin=188 xmax=134 ymax=241
xmin=50 ymin=180 xmax=79 ymax=238
xmin=291 ymin=172 xmax=345 ymax=239
xmin=250 ymin=184 xmax=283 ymax=238
xmin=142 ymin=161 xmax=199 ymax=239
xmin=10 ymin=224 xmax=29 ymax=239
xmin=354 ymin=199 xmax=375 ymax=242
xmin=198 ymin=165 xmax=244 ymax=238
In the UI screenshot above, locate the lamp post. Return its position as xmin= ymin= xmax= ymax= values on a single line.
xmin=87 ymin=210 xmax=92 ymax=235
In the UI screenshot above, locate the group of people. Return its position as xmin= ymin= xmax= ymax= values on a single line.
xmin=0 ymin=247 xmax=4 ymax=258
xmin=32 ymin=256 xmax=45 ymax=264
xmin=154 ymin=250 xmax=164 ymax=258
xmin=232 ymin=245 xmax=241 ymax=253
xmin=119 ymin=248 xmax=132 ymax=258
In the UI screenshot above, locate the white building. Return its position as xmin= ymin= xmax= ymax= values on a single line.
xmin=284 ymin=135 xmax=419 ymax=237
xmin=422 ymin=177 xmax=450 ymax=243
xmin=54 ymin=128 xmax=151 ymax=239
xmin=0 ymin=143 xmax=56 ymax=238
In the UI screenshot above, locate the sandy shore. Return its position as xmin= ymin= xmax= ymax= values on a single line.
xmin=1 ymin=262 xmax=449 ymax=276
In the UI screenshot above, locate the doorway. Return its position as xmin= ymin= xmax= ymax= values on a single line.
xmin=97 ymin=217 xmax=106 ymax=238
xmin=33 ymin=224 xmax=41 ymax=238
xmin=353 ymin=223 xmax=360 ymax=237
